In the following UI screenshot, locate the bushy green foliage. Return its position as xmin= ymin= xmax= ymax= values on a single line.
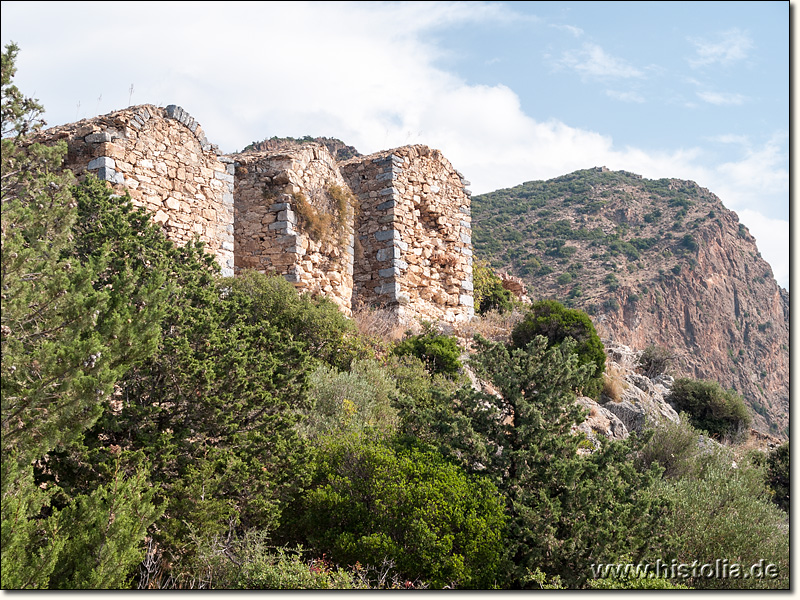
xmin=211 ymin=530 xmax=364 ymax=589
xmin=2 ymin=46 xmax=162 ymax=589
xmin=652 ymin=450 xmax=789 ymax=589
xmin=636 ymin=416 xmax=703 ymax=480
xmin=473 ymin=260 xmax=514 ymax=314
xmin=510 ymin=300 xmax=606 ymax=399
xmin=393 ymin=325 xmax=462 ymax=376
xmin=230 ymin=269 xmax=365 ymax=370
xmin=765 ymin=442 xmax=789 ymax=511
xmin=45 ymin=466 xmax=160 ymax=589
xmin=72 ymin=270 xmax=338 ymax=572
xmin=450 ymin=336 xmax=665 ymax=587
xmin=668 ymin=377 xmax=751 ymax=440
xmin=291 ymin=437 xmax=507 ymax=589
xmin=302 ymin=359 xmax=400 ymax=440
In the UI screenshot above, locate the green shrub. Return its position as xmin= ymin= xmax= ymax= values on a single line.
xmin=232 ymin=270 xmax=365 ymax=370
xmin=636 ymin=417 xmax=703 ymax=480
xmin=393 ymin=326 xmax=462 ymax=376
xmin=653 ymin=453 xmax=789 ymax=589
xmin=473 ymin=261 xmax=515 ymax=315
xmin=511 ymin=300 xmax=606 ymax=398
xmin=293 ymin=438 xmax=507 ymax=589
xmin=302 ymin=359 xmax=400 ymax=441
xmin=766 ymin=442 xmax=789 ymax=511
xmin=668 ymin=378 xmax=751 ymax=441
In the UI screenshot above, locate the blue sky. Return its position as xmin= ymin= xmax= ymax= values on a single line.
xmin=1 ymin=1 xmax=789 ymax=287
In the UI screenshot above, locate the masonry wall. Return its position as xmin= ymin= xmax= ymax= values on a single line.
xmin=37 ymin=107 xmax=473 ymax=324
xmin=341 ymin=145 xmax=474 ymax=323
xmin=231 ymin=144 xmax=355 ymax=313
xmin=36 ymin=105 xmax=235 ymax=276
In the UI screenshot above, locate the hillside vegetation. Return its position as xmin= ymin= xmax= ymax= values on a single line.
xmin=1 ymin=44 xmax=789 ymax=590
xmin=472 ymin=168 xmax=789 ymax=437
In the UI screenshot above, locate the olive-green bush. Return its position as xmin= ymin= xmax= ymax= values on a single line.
xmin=510 ymin=300 xmax=606 ymax=398
xmin=393 ymin=326 xmax=462 ymax=376
xmin=668 ymin=378 xmax=751 ymax=441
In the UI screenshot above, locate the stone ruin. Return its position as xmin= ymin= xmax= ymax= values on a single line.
xmin=36 ymin=104 xmax=474 ymax=324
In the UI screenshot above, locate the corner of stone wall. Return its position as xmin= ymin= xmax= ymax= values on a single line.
xmin=342 ymin=145 xmax=474 ymax=326
xmin=37 ymin=104 xmax=235 ymax=277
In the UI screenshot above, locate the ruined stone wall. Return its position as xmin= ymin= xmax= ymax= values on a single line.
xmin=37 ymin=107 xmax=473 ymax=324
xmin=342 ymin=145 xmax=474 ymax=323
xmin=36 ymin=105 xmax=235 ymax=276
xmin=231 ymin=144 xmax=355 ymax=313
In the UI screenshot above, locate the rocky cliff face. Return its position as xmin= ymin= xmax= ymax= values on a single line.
xmin=472 ymin=168 xmax=789 ymax=438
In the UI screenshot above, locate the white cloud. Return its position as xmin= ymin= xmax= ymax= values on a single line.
xmin=549 ymin=24 xmax=584 ymax=38
xmin=557 ymin=43 xmax=643 ymax=80
xmin=708 ymin=133 xmax=750 ymax=146
xmin=605 ymin=89 xmax=645 ymax=103
xmin=688 ymin=28 xmax=754 ymax=68
xmin=697 ymin=91 xmax=747 ymax=106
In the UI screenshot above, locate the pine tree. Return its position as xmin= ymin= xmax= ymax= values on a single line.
xmin=451 ymin=335 xmax=665 ymax=587
xmin=2 ymin=43 xmax=161 ymax=589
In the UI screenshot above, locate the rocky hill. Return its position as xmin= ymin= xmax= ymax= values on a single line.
xmin=472 ymin=167 xmax=789 ymax=438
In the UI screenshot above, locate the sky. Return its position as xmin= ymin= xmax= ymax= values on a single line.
xmin=1 ymin=1 xmax=790 ymax=288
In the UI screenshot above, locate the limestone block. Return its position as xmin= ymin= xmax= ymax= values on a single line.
xmin=85 ymin=131 xmax=113 ymax=143
xmin=96 ymin=166 xmax=116 ymax=181
xmin=88 ymin=156 xmax=115 ymax=170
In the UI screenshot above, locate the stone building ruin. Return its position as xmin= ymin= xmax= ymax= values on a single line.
xmin=36 ymin=104 xmax=474 ymax=324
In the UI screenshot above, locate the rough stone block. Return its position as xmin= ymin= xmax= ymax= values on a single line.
xmin=459 ymin=294 xmax=474 ymax=307
xmin=389 ymin=239 xmax=409 ymax=252
xmin=85 ymin=131 xmax=113 ymax=143
xmin=374 ymin=282 xmax=401 ymax=297
xmin=376 ymin=246 xmax=401 ymax=262
xmin=96 ymin=166 xmax=116 ymax=181
xmin=88 ymin=156 xmax=115 ymax=170
xmin=374 ymin=230 xmax=400 ymax=242
xmin=268 ymin=221 xmax=294 ymax=234
xmin=277 ymin=209 xmax=297 ymax=224
xmin=379 ymin=267 xmax=401 ymax=278
xmin=376 ymin=200 xmax=395 ymax=210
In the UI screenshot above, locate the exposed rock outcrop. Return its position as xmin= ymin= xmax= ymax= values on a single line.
xmin=472 ymin=168 xmax=788 ymax=438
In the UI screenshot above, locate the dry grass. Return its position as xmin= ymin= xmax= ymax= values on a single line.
xmin=293 ymin=191 xmax=333 ymax=242
xmin=351 ymin=303 xmax=407 ymax=347
xmin=454 ymin=307 xmax=526 ymax=345
xmin=601 ymin=361 xmax=628 ymax=403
